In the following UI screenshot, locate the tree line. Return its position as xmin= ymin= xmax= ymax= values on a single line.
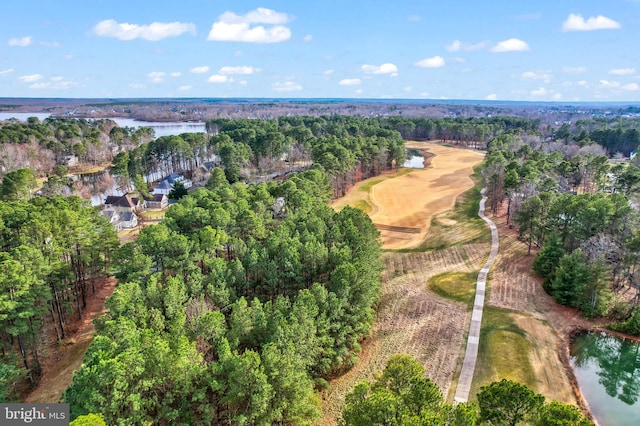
xmin=483 ymin=130 xmax=640 ymax=330
xmin=341 ymin=354 xmax=593 ymax=426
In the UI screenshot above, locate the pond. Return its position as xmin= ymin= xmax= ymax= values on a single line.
xmin=404 ymin=149 xmax=425 ymax=168
xmin=570 ymin=331 xmax=640 ymax=426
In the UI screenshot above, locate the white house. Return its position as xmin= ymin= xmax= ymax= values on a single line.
xmin=152 ymin=173 xmax=193 ymax=195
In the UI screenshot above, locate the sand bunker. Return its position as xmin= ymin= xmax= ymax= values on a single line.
xmin=369 ymin=143 xmax=484 ymax=249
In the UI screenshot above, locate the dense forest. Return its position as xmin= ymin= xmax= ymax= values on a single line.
xmin=65 ymin=169 xmax=384 ymax=424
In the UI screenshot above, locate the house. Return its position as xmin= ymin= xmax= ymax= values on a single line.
xmin=119 ymin=212 xmax=139 ymax=229
xmin=144 ymin=193 xmax=169 ymax=210
xmin=101 ymin=209 xmax=122 ymax=231
xmin=152 ymin=180 xmax=173 ymax=195
xmin=104 ymin=194 xmax=143 ymax=212
xmin=166 ymin=173 xmax=193 ymax=188
xmin=152 ymin=173 xmax=193 ymax=195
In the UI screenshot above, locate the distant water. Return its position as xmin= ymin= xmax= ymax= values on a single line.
xmin=0 ymin=112 xmax=51 ymax=121
xmin=0 ymin=113 xmax=206 ymax=138
xmin=570 ymin=331 xmax=640 ymax=426
xmin=106 ymin=118 xmax=206 ymax=138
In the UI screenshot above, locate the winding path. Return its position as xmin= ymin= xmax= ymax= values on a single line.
xmin=453 ymin=188 xmax=500 ymax=403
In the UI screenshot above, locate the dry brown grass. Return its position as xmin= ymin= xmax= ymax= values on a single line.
xmin=318 ymin=143 xmax=488 ymax=425
xmin=318 ymin=245 xmax=487 ymax=425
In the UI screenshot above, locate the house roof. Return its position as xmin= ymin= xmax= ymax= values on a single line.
xmin=101 ymin=210 xmax=119 ymax=221
xmin=120 ymin=212 xmax=137 ymax=222
xmin=104 ymin=194 xmax=138 ymax=209
xmin=155 ymin=180 xmax=173 ymax=190
xmin=166 ymin=173 xmax=182 ymax=183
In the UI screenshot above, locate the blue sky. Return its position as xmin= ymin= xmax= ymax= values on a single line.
xmin=1 ymin=0 xmax=639 ymax=102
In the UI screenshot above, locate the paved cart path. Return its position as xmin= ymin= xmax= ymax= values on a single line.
xmin=453 ymin=188 xmax=499 ymax=403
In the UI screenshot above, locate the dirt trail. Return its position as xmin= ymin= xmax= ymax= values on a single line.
xmin=24 ymin=278 xmax=117 ymax=403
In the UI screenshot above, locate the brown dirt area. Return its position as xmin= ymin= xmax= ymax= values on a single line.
xmin=23 ymin=277 xmax=117 ymax=403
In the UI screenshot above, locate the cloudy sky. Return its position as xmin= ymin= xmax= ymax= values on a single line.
xmin=1 ymin=0 xmax=639 ymax=101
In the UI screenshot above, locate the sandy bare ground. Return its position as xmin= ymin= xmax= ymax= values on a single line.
xmin=370 ymin=143 xmax=484 ymax=249
xmin=318 ymin=143 xmax=488 ymax=425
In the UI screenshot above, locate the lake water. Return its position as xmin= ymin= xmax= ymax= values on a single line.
xmin=106 ymin=118 xmax=207 ymax=138
xmin=570 ymin=331 xmax=640 ymax=426
xmin=0 ymin=112 xmax=52 ymax=121
xmin=0 ymin=113 xmax=207 ymax=138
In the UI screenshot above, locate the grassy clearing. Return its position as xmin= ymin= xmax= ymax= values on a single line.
xmin=141 ymin=209 xmax=166 ymax=220
xmin=427 ymin=271 xmax=477 ymax=308
xmin=470 ymin=307 xmax=537 ymax=398
xmin=352 ymin=199 xmax=372 ymax=213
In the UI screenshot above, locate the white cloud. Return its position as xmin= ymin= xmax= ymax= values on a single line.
xmin=530 ymin=87 xmax=547 ymax=96
xmin=0 ymin=69 xmax=14 ymax=76
xmin=179 ymin=85 xmax=192 ymax=91
xmin=623 ymin=83 xmax=640 ymax=91
xmin=486 ymin=93 xmax=498 ymax=100
xmin=190 ymin=66 xmax=210 ymax=74
xmin=170 ymin=72 xmax=181 ymax=77
xmin=404 ymin=86 xmax=413 ymax=92
xmin=207 ymin=8 xmax=292 ymax=43
xmin=239 ymin=80 xmax=248 ymax=86
xmin=361 ymin=63 xmax=398 ymax=76
xmin=93 ymin=19 xmax=196 ymax=41
xmin=39 ymin=41 xmax=60 ymax=48
xmin=445 ymin=40 xmax=487 ymax=52
xmin=303 ymin=34 xmax=313 ymax=42
xmin=272 ymin=81 xmax=302 ymax=92
xmin=609 ymin=68 xmax=636 ymax=75
xmin=563 ymin=66 xmax=587 ymax=74
xmin=208 ymin=74 xmax=232 ymax=83
xmin=491 ymin=38 xmax=530 ymax=52
xmin=29 ymin=77 xmax=75 ymax=90
xmin=577 ymin=80 xmax=589 ymax=87
xmin=562 ymin=14 xmax=621 ymax=31
xmin=339 ymin=78 xmax=361 ymax=86
xmin=446 ymin=40 xmax=462 ymax=52
xmin=18 ymin=74 xmax=43 ymax=83
xmin=129 ymin=83 xmax=145 ymax=89
xmin=219 ymin=66 xmax=258 ymax=75
xmin=8 ymin=36 xmax=32 ymax=47
xmin=599 ymin=79 xmax=620 ymax=88
xmin=521 ymin=71 xmax=552 ymax=83
xmin=323 ymin=69 xmax=334 ymax=76
xmin=354 ymin=89 xmax=363 ymax=95
xmin=147 ymin=71 xmax=166 ymax=83
xmin=414 ymin=56 xmax=445 ymax=68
